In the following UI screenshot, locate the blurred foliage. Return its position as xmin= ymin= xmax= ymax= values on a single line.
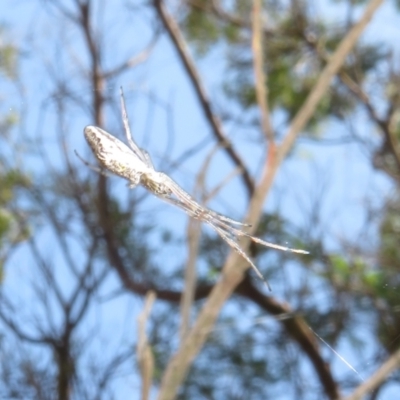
xmin=183 ymin=1 xmax=387 ymax=134
xmin=0 ymin=168 xmax=31 ymax=283
xmin=179 ymin=315 xmax=276 ymax=400
xmin=0 ymin=28 xmax=26 ymax=281
xmin=174 ymin=1 xmax=400 ymax=395
xmin=375 ymin=198 xmax=400 ymax=352
xmin=0 ymin=26 xmax=18 ymax=79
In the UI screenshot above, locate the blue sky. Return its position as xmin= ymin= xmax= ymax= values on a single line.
xmin=1 ymin=0 xmax=400 ymax=398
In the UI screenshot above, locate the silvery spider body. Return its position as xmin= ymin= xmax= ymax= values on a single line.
xmin=84 ymin=126 xmax=172 ymax=195
xmin=78 ymin=89 xmax=308 ymax=290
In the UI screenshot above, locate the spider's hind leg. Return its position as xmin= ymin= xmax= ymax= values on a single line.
xmin=211 ymin=222 xmax=271 ymax=291
xmin=163 ymin=176 xmax=251 ymax=229
xmin=210 ymin=210 xmax=252 ymax=228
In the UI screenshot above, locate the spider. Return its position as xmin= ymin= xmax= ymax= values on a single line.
xmin=76 ymin=88 xmax=308 ymax=290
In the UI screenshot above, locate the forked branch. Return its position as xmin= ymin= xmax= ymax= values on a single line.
xmin=156 ymin=1 xmax=384 ymax=399
xmin=153 ymin=0 xmax=255 ymax=197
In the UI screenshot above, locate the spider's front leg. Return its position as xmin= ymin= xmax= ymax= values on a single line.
xmin=140 ymin=148 xmax=155 ymax=169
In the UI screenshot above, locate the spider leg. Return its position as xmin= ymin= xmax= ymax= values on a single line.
xmin=160 ymin=176 xmax=308 ymax=254
xmin=140 ymin=148 xmax=155 ymax=170
xmin=152 ymin=175 xmax=307 ymax=289
xmin=245 ymin=234 xmax=309 ymax=254
xmin=119 ymin=87 xmax=149 ymax=165
xmin=156 ymin=192 xmax=243 ymax=241
xmin=221 ymin=223 xmax=309 ymax=255
xmin=164 ymin=184 xmax=230 ymax=227
xmin=209 ymin=222 xmax=271 ymax=291
xmin=157 ymin=192 xmax=271 ymax=290
xmin=156 ymin=194 xmax=199 ymax=219
xmin=162 ymin=175 xmax=251 ymax=228
xmin=74 ymin=150 xmax=114 ymax=178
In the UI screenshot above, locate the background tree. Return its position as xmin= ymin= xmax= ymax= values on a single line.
xmin=1 ymin=0 xmax=399 ymax=399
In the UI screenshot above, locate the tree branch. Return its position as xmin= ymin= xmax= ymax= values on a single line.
xmin=156 ymin=1 xmax=383 ymax=398
xmin=179 ymin=147 xmax=215 ymax=341
xmin=236 ymin=275 xmax=339 ymax=399
xmin=251 ymin=0 xmax=274 ymax=143
xmin=303 ymin=30 xmax=400 ymax=176
xmin=153 ymin=0 xmax=255 ymax=197
xmin=137 ymin=291 xmax=156 ymax=400
xmin=103 ymin=34 xmax=158 ymax=79
xmin=277 ymin=0 xmax=384 ymax=165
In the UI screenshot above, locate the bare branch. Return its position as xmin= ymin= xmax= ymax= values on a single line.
xmin=29 ymin=187 xmax=80 ymax=279
xmin=137 ymin=291 xmax=156 ymax=400
xmin=251 ymin=0 xmax=274 ymax=143
xmin=103 ymin=34 xmax=158 ymax=79
xmin=156 ymin=1 xmax=383 ymax=398
xmin=187 ymin=0 xmax=274 ymax=35
xmin=180 ymin=217 xmax=201 ymax=342
xmin=180 ymin=145 xmax=219 ymax=341
xmin=235 ymin=275 xmax=340 ymax=398
xmin=342 ymin=73 xmax=400 ymax=176
xmin=28 ymin=236 xmax=66 ymax=310
xmin=205 ymin=166 xmax=242 ymax=202
xmin=303 ymin=31 xmax=400 ymax=175
xmin=152 ymin=0 xmax=255 ymax=197
xmin=0 ymin=304 xmax=53 ymax=345
xmin=156 ymin=146 xmax=283 ymax=399
xmin=277 ymin=0 xmax=384 ymax=164
xmin=210 ymin=0 xmax=249 ymax=28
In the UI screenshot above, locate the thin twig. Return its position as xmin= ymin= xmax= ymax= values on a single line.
xmin=205 ymin=167 xmax=242 ymax=203
xmin=179 ymin=144 xmax=232 ymax=340
xmin=277 ymin=0 xmax=384 ymax=165
xmin=187 ymin=0 xmax=274 ymax=36
xmin=153 ymin=0 xmax=255 ymax=197
xmin=180 ymin=217 xmax=201 ymax=342
xmin=103 ymin=34 xmax=158 ymax=79
xmin=235 ymin=275 xmax=339 ymax=398
xmin=251 ymin=0 xmax=274 ymax=143
xmin=305 ymin=31 xmax=400 ymax=174
xmin=179 ymin=145 xmax=217 ymax=341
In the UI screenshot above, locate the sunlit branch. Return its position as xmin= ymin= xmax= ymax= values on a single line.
xmin=277 ymin=0 xmax=384 ymax=165
xmin=153 ymin=0 xmax=255 ymax=197
xmin=251 ymin=0 xmax=274 ymax=143
xmin=156 ymin=1 xmax=384 ymax=399
xmin=137 ymin=291 xmax=156 ymax=400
